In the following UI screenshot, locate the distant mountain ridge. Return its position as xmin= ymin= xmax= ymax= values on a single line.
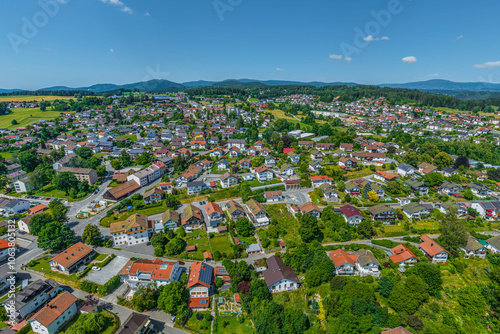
xmin=4 ymin=78 xmax=500 ymax=94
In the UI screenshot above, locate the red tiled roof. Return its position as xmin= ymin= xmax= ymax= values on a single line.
xmin=329 ymin=249 xmax=356 ymax=267
xmin=419 ymin=235 xmax=448 ymax=257
xmin=50 ymin=242 xmax=93 ymax=269
xmin=29 ymin=291 xmax=77 ymax=327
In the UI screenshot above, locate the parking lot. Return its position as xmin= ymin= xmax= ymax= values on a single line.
xmin=86 ymin=256 xmax=130 ymax=285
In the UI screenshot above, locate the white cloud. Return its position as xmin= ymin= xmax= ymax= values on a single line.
xmin=456 ymin=35 xmax=464 ymax=40
xmin=344 ymin=57 xmax=353 ymax=62
xmin=473 ymin=61 xmax=500 ymax=69
xmin=145 ymin=12 xmax=150 ymax=16
xmin=329 ymin=54 xmax=342 ymax=60
xmin=100 ymin=0 xmax=133 ymax=14
xmin=276 ymin=68 xmax=284 ymax=72
xmin=110 ymin=48 xmax=114 ymax=52
xmin=402 ymin=56 xmax=417 ymax=63
xmin=363 ymin=35 xmax=390 ymax=42
xmin=427 ymin=73 xmax=439 ymax=78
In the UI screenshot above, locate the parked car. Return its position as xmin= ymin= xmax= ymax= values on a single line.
xmin=178 ymin=261 xmax=185 ymax=265
xmin=92 ymin=266 xmax=101 ymax=271
xmin=171 ymin=315 xmax=176 ymax=323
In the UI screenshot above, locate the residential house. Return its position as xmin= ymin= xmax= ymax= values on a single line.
xmin=461 ymin=236 xmax=487 ymax=259
xmin=279 ymin=164 xmax=295 ymax=176
xmin=338 ymin=156 xmax=358 ymax=169
xmin=374 ymin=170 xmax=399 ymax=183
xmin=116 ymin=313 xmax=153 ymax=334
xmin=310 ymin=149 xmax=322 ymax=161
xmin=311 ymin=175 xmax=334 ymax=188
xmin=220 ymin=172 xmax=239 ymax=188
xmin=442 ymin=167 xmax=459 ymax=177
xmin=28 ymin=292 xmax=78 ymax=334
xmin=418 ymin=162 xmax=439 ymax=175
xmin=162 ymin=209 xmax=180 ymax=230
xmin=187 ymin=181 xmax=208 ymax=195
xmin=308 ymin=161 xmax=322 ymax=173
xmin=217 ymin=159 xmax=230 ymax=171
xmin=320 ymin=184 xmax=339 ymax=201
xmin=110 ymin=214 xmax=152 ymax=246
xmin=226 ymin=200 xmax=246 ymax=220
xmin=368 ymin=204 xmax=395 ymax=222
xmin=340 ymin=143 xmax=353 ymax=152
xmin=2 ymin=279 xmax=62 ymax=318
xmin=467 ymin=182 xmax=491 ymax=198
xmin=205 ymin=202 xmax=225 ymax=227
xmin=486 ymin=236 xmax=500 ymax=254
xmin=263 ymin=256 xmax=300 ymax=292
xmin=118 ymin=258 xmax=181 ymax=292
xmin=239 ymin=158 xmax=251 ymax=170
xmin=288 ymin=151 xmax=300 ymax=164
xmin=389 ymin=244 xmax=419 ymax=268
xmin=329 ymin=249 xmax=356 ymax=276
xmin=396 ymin=163 xmax=415 ymax=177
xmin=143 ymin=187 xmax=164 ymax=204
xmin=402 ymin=202 xmax=429 ymax=220
xmin=49 ymin=242 xmax=95 ymax=274
xmin=246 ymin=243 xmax=262 ymax=255
xmin=182 ymin=205 xmax=204 ymax=228
xmin=300 ymin=202 xmax=322 ymax=218
xmin=246 ymin=199 xmax=269 ymax=227
xmin=404 ymin=179 xmax=429 ymax=194
xmin=187 ymin=262 xmax=214 ymax=311
xmin=255 ymin=166 xmax=274 ymax=182
xmin=339 ymin=204 xmax=363 ymax=225
xmin=264 ymin=156 xmax=276 ymax=168
xmin=418 ymin=235 xmax=449 ymax=263
xmin=265 ymin=190 xmax=284 ymax=202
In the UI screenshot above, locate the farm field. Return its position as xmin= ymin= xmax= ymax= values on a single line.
xmin=0 ymin=107 xmax=68 ymax=129
xmin=0 ymin=95 xmax=73 ymax=102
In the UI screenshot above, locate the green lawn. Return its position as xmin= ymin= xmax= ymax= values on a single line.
xmin=0 ymin=107 xmax=70 ymax=129
xmin=59 ymin=311 xmax=117 ymax=334
xmin=27 ymin=256 xmax=81 ymax=282
xmin=100 ymin=201 xmax=168 ymax=227
xmin=94 ymin=253 xmax=108 ymax=261
xmin=210 ymin=234 xmax=233 ymax=254
xmin=120 ymin=135 xmax=137 ymax=142
xmin=246 ymin=178 xmax=281 ymax=187
xmin=184 ymin=312 xmax=212 ymax=334
xmin=215 ymin=316 xmax=254 ymax=334
xmin=0 ymin=152 xmax=13 ymax=159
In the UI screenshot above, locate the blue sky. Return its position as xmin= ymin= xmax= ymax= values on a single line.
xmin=1 ymin=0 xmax=500 ymax=89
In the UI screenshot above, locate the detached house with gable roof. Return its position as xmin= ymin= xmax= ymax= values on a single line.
xmin=187 ymin=262 xmax=214 ymax=311
xmin=246 ymin=199 xmax=269 ymax=227
xmin=110 ymin=213 xmax=151 ymax=246
xmin=205 ymin=202 xmax=225 ymax=227
xmin=49 ymin=242 xmax=95 ymax=274
xmin=418 ymin=235 xmax=449 ymax=263
xmin=263 ymin=255 xmax=300 ymax=292
xmin=183 ymin=204 xmax=204 ymax=228
xmin=461 ymin=236 xmax=487 ymax=259
xmin=226 ymin=200 xmax=246 ymax=220
xmin=329 ymin=249 xmax=381 ymax=277
xmin=389 ymin=244 xmax=419 ymax=268
xmin=28 ymin=291 xmax=78 ymax=334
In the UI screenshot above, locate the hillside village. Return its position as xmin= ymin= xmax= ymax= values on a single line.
xmin=0 ymin=89 xmax=499 ymax=334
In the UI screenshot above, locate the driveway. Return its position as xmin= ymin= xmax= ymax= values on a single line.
xmin=86 ymin=256 xmax=130 ymax=285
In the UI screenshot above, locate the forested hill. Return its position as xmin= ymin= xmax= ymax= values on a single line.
xmin=186 ymin=85 xmax=500 ymax=111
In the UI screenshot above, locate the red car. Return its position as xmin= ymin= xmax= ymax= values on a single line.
xmin=45 ymin=198 xmax=51 ymax=200
xmin=178 ymin=261 xmax=185 ymax=265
